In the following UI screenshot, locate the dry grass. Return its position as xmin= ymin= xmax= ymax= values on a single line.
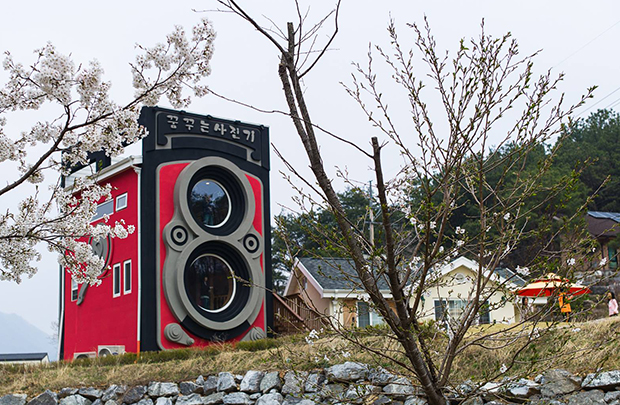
xmin=1 ymin=317 xmax=620 ymax=397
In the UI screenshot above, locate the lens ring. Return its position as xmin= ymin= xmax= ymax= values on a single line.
xmin=243 ymin=234 xmax=259 ymax=254
xmin=171 ymin=225 xmax=188 ymax=246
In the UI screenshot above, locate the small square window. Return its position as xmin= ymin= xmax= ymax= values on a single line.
xmin=113 ymin=264 xmax=121 ymax=297
xmin=71 ymin=278 xmax=78 ymax=301
xmin=123 ymin=260 xmax=132 ymax=294
xmin=116 ymin=193 xmax=128 ymax=211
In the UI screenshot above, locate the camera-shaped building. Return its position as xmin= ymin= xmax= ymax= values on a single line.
xmin=59 ymin=107 xmax=272 ymax=359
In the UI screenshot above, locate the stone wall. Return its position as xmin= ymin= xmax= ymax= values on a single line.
xmin=1 ymin=362 xmax=620 ymax=405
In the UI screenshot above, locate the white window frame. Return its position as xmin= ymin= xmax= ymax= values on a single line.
xmin=113 ymin=263 xmax=121 ymax=297
xmin=116 ymin=193 xmax=128 ymax=211
xmin=123 ymin=260 xmax=132 ymax=294
xmin=71 ymin=278 xmax=78 ymax=301
xmin=357 ymin=301 xmax=385 ymax=327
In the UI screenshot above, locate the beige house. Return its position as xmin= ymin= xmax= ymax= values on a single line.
xmin=283 ymin=256 xmax=526 ymax=328
xmin=417 ymin=256 xmax=526 ymax=325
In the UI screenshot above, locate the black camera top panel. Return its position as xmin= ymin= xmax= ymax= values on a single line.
xmin=139 ymin=106 xmax=269 ymax=168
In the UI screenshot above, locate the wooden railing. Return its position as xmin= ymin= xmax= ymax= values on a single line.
xmin=272 ymin=293 xmax=326 ymax=334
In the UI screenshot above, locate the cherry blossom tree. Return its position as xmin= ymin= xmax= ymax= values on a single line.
xmin=217 ymin=2 xmax=609 ymax=404
xmin=0 ymin=18 xmax=215 ymax=284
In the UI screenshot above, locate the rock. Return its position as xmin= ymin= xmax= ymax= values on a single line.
xmin=78 ymin=389 xmax=102 ymax=401
xmin=567 ymin=390 xmax=606 ymax=405
xmin=135 ymin=399 xmax=153 ymax=405
xmin=319 ymin=384 xmax=345 ymax=401
xmin=249 ymin=394 xmax=262 ymax=400
xmin=27 ymin=390 xmax=58 ymax=405
xmin=281 ymin=371 xmax=307 ymax=396
xmin=202 ymin=392 xmax=225 ymax=405
xmin=344 ymin=384 xmax=376 ymax=400
xmin=255 ymin=393 xmax=284 ymax=405
xmin=104 ymin=401 xmax=118 ymax=405
xmin=234 ymin=376 xmax=244 ymax=384
xmin=204 ymin=376 xmax=219 ymax=395
xmin=196 ymin=376 xmax=205 ymax=386
xmin=605 ymin=391 xmax=620 ymax=402
xmin=461 ymin=397 xmax=484 ymax=405
xmin=59 ymin=396 xmax=91 ymax=405
xmin=383 ymin=377 xmax=416 ymax=397
xmin=0 ymin=395 xmax=28 ymax=405
xmin=154 ymin=399 xmax=173 ymax=405
xmin=58 ymin=390 xmax=78 ymax=400
xmin=102 ymin=386 xmax=126 ymax=402
xmin=179 ymin=382 xmax=201 ymax=396
xmin=218 ymin=373 xmax=238 ymax=393
xmin=372 ymin=396 xmax=392 ymax=405
xmin=503 ymin=379 xmax=540 ymax=398
xmin=222 ymin=393 xmax=252 ymax=405
xmin=122 ymin=387 xmax=147 ymax=405
xmin=583 ymin=371 xmax=620 ymax=390
xmin=175 ymin=394 xmax=203 ymax=405
xmin=304 ymin=373 xmax=325 ymax=393
xmin=326 ymin=362 xmax=368 ymax=382
xmin=260 ymin=372 xmax=282 ymax=393
xmin=147 ymin=383 xmax=179 ymax=398
xmin=404 ymin=396 xmax=428 ymax=405
xmin=480 ymin=382 xmax=501 ymax=393
xmin=368 ymin=367 xmax=398 ymax=386
xmin=240 ymin=371 xmax=265 ymax=393
xmin=541 ymin=370 xmax=582 ymax=398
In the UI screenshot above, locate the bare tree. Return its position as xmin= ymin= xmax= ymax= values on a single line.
xmin=218 ymin=2 xmax=601 ymax=404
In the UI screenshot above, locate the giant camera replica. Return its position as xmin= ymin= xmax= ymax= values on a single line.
xmin=59 ymin=107 xmax=272 ymax=359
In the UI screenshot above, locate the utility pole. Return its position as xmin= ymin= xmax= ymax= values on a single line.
xmin=368 ymin=180 xmax=374 ymax=247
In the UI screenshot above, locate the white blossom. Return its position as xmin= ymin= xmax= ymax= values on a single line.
xmin=503 ymin=213 xmax=511 ymax=221
xmin=516 ymin=266 xmax=530 ymax=276
xmin=499 ymin=364 xmax=507 ymax=374
xmin=567 ymin=258 xmax=576 ymax=266
xmin=455 ymin=226 xmax=465 ymax=235
xmin=599 ymin=257 xmax=608 ymax=267
xmin=0 ymin=19 xmax=215 ymax=283
xmin=429 ymin=221 xmax=436 ymax=230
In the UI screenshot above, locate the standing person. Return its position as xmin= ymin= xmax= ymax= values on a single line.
xmin=608 ymin=292 xmax=619 ymax=317
xmin=559 ymin=292 xmax=572 ymax=322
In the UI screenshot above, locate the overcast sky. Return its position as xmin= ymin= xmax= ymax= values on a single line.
xmin=0 ymin=0 xmax=619 ymax=336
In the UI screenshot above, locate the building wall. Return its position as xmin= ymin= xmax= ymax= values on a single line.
xmin=418 ymin=264 xmax=517 ymax=324
xmin=286 ymin=268 xmax=331 ymax=315
xmin=62 ymin=167 xmax=140 ymax=359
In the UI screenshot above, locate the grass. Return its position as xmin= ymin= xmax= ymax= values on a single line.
xmin=1 ymin=318 xmax=620 ymax=397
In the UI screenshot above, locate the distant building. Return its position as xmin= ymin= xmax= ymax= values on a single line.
xmin=0 ymin=353 xmax=49 ymax=366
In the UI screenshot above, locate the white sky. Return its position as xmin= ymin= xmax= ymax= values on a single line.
xmin=0 ymin=0 xmax=619 ymax=335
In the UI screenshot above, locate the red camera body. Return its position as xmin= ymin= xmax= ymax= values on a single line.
xmin=60 ymin=107 xmax=272 ymax=360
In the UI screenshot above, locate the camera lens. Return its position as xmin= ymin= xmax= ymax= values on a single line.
xmin=188 ymin=180 xmax=231 ymax=228
xmin=185 ymin=254 xmax=236 ymax=313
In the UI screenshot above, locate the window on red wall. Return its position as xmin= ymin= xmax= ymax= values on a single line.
xmin=113 ymin=263 xmax=121 ymax=297
xmin=123 ymin=260 xmax=132 ymax=294
xmin=116 ymin=193 xmax=128 ymax=211
xmin=71 ymin=278 xmax=78 ymax=301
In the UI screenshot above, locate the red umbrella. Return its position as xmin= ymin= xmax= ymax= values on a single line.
xmin=515 ymin=273 xmax=591 ymax=297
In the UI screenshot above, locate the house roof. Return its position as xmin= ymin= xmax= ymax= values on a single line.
xmin=0 ymin=353 xmax=48 ymax=361
xmin=297 ymin=257 xmax=391 ymax=292
xmin=286 ymin=256 xmax=526 ymax=298
xmin=587 ymin=211 xmax=620 ymax=238
xmin=588 ymin=211 xmax=620 ymax=222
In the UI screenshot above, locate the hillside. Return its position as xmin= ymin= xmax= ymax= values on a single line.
xmin=0 ymin=312 xmax=57 ymax=361
xmin=1 ymin=317 xmax=620 ymax=397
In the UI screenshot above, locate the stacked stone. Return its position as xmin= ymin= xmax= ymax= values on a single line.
xmin=2 ymin=364 xmax=620 ymax=405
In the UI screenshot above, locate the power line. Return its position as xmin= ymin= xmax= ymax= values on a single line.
xmin=553 ymin=19 xmax=620 ymax=69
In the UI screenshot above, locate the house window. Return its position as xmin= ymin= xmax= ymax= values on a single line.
xmin=113 ymin=263 xmax=121 ymax=297
xmin=435 ymin=299 xmax=490 ymax=324
xmin=357 ymin=301 xmax=384 ymax=327
xmin=609 ymin=246 xmax=618 ymax=269
xmin=116 ymin=193 xmax=128 ymax=211
xmin=71 ymin=278 xmax=78 ymax=301
xmin=92 ymin=200 xmax=114 ymax=222
xmin=123 ymin=260 xmax=132 ymax=294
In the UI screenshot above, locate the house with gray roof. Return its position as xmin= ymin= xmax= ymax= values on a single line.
xmin=283 ymin=256 xmax=526 ymax=328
